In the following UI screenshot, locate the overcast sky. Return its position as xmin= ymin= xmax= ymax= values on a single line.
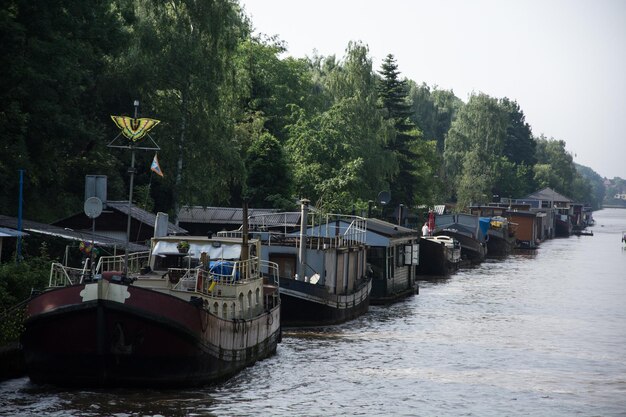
xmin=239 ymin=0 xmax=626 ymax=179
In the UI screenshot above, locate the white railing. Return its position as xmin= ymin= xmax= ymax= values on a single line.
xmin=49 ymin=263 xmax=85 ymax=287
xmin=96 ymin=251 xmax=150 ymax=274
xmin=169 ymin=257 xmax=280 ymax=295
xmin=241 ymin=211 xmax=367 ymax=249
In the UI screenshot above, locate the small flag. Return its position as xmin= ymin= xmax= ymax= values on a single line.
xmin=151 ymin=153 xmax=164 ymax=177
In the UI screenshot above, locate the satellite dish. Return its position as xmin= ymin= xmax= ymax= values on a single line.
xmin=377 ymin=191 xmax=391 ymax=205
xmin=84 ymin=197 xmax=103 ymax=219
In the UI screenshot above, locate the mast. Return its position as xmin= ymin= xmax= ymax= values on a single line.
xmin=123 ymin=100 xmax=139 ymax=274
xmin=107 ymin=100 xmax=160 ymax=275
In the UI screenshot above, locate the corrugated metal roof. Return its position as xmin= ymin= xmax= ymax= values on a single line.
xmin=106 ymin=201 xmax=187 ymax=234
xmin=178 ymin=206 xmax=282 ymax=225
xmin=0 ymin=215 xmax=147 ymax=251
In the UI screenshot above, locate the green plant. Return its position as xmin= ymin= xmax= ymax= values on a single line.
xmin=177 ymin=241 xmax=190 ymax=251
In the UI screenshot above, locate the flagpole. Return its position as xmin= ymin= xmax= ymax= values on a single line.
xmin=123 ymin=100 xmax=139 ymax=274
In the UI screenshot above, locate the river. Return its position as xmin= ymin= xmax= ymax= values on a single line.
xmin=1 ymin=208 xmax=625 ymax=416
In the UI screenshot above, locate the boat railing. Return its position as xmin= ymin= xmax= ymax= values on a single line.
xmin=170 ymin=256 xmax=275 ymax=294
xmin=240 ymin=211 xmax=367 ymax=249
xmin=260 ymin=260 xmax=280 ymax=287
xmin=49 ymin=262 xmax=86 ymax=287
xmin=97 ymin=251 xmax=150 ymax=274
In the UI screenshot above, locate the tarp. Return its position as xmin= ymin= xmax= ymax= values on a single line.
xmin=479 ymin=217 xmax=491 ymax=238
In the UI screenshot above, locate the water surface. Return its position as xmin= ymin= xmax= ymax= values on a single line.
xmin=1 ymin=208 xmax=625 ymax=416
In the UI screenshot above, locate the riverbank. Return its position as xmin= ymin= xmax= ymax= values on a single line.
xmin=0 ymin=343 xmax=24 ymax=381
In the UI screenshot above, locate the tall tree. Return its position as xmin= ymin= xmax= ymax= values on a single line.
xmin=0 ymin=0 xmax=133 ymax=221
xmin=285 ymin=43 xmax=393 ymax=211
xmin=377 ymin=54 xmax=423 ymax=207
xmin=124 ymin=0 xmax=249 ymax=217
xmin=245 ymin=132 xmax=293 ymax=209
xmin=444 ymin=93 xmax=508 ymax=206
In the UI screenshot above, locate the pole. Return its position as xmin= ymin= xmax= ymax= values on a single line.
xmin=298 ymin=199 xmax=309 ymax=281
xmin=17 ymin=169 xmax=24 ymax=263
xmin=123 ymin=100 xmax=139 ymax=274
xmin=91 ymin=217 xmax=96 ymax=277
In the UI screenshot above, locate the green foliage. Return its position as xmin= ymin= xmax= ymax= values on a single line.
xmin=444 ymin=93 xmax=508 ymax=205
xmin=0 ymin=251 xmax=50 ymax=310
xmin=408 ymin=82 xmax=463 ymax=154
xmin=0 ymin=1 xmax=609 ymax=227
xmin=0 ymin=249 xmax=51 ymax=345
xmin=575 ymin=163 xmax=605 ymax=209
xmin=0 ymin=0 xmax=133 ymax=221
xmin=377 ymin=54 xmax=432 ymax=207
xmin=246 ymin=132 xmax=294 ymax=209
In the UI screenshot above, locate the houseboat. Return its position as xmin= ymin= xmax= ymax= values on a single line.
xmin=432 ymin=213 xmax=487 ymax=263
xmin=21 ymin=229 xmax=281 ymax=387
xmin=417 ymin=235 xmax=461 ymax=276
xmin=230 ymin=200 xmax=371 ymax=327
xmin=469 ymin=205 xmax=517 ymax=257
xmin=363 ymin=218 xmax=420 ymax=305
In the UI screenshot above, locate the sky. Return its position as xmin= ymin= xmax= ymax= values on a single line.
xmin=239 ymin=0 xmax=626 ymax=179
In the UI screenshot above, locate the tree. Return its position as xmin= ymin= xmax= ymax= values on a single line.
xmin=534 ymin=136 xmax=576 ymax=195
xmin=285 ymin=43 xmax=394 ymax=212
xmin=444 ymin=93 xmax=508 ymax=205
xmin=0 ymin=0 xmax=133 ymax=221
xmin=377 ymin=54 xmax=425 ymax=207
xmin=125 ymin=0 xmax=248 ymax=216
xmin=245 ymin=132 xmax=293 ymax=209
xmin=234 ymin=37 xmax=313 ymax=143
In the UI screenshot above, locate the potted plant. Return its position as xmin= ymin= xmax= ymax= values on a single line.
xmin=177 ymin=240 xmax=190 ymax=253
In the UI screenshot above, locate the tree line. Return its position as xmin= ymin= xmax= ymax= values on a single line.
xmin=0 ymin=0 xmax=606 ymax=225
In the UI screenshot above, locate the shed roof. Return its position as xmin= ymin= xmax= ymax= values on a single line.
xmin=102 ymin=201 xmax=187 ymax=235
xmin=365 ymin=218 xmax=418 ymax=238
xmin=0 ymin=214 xmax=148 ymax=251
xmin=525 ymin=188 xmax=572 ymax=203
xmin=178 ymin=206 xmax=281 ymax=225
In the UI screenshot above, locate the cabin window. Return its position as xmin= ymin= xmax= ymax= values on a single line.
xmin=387 ymin=247 xmax=394 ymax=279
xmin=213 ymin=302 xmax=219 ymax=315
xmin=247 ymin=290 xmax=252 ymax=310
xmin=231 ymin=302 xmax=236 ymax=319
xmin=222 ymin=303 xmax=228 ymax=319
xmin=255 ymin=288 xmax=260 ymax=305
xmin=396 ymin=245 xmax=405 ymax=267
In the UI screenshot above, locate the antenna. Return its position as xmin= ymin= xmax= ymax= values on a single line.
xmin=377 ymin=191 xmax=391 ymax=221
xmin=377 ymin=191 xmax=391 ymax=205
